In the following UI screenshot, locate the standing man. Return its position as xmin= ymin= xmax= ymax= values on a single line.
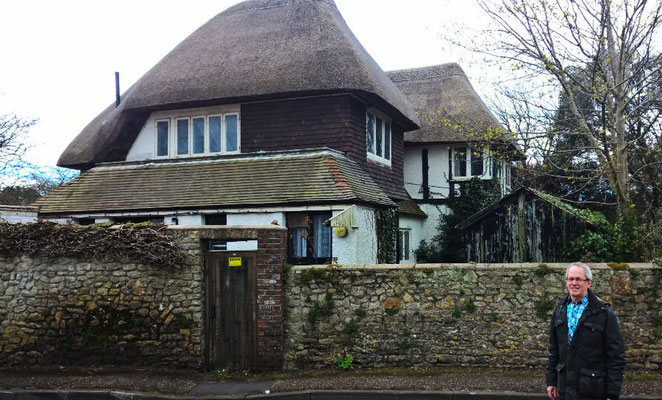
xmin=546 ymin=262 xmax=625 ymax=400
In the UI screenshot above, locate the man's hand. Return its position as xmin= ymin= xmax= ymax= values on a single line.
xmin=547 ymin=385 xmax=558 ymax=399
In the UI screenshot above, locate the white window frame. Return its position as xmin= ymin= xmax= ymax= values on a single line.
xmin=154 ymin=119 xmax=170 ymax=158
xmin=207 ymin=114 xmax=223 ymax=155
xmin=223 ymin=113 xmax=241 ymax=154
xmin=366 ymin=109 xmax=392 ymax=167
xmin=451 ymin=146 xmax=493 ymax=180
xmin=155 ymin=111 xmax=241 ymax=158
xmin=191 ymin=115 xmax=207 ymax=156
xmin=175 ymin=117 xmax=191 ymax=157
xmin=399 ymin=228 xmax=411 ymax=261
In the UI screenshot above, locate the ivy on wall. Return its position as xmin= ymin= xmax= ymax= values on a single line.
xmin=375 ymin=207 xmax=398 ymax=264
xmin=0 ymin=222 xmax=185 ymax=268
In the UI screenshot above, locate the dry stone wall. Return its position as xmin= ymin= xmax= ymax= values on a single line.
xmin=283 ymin=263 xmax=662 ymax=371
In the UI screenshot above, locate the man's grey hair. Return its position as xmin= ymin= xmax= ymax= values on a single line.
xmin=566 ymin=262 xmax=593 ymax=280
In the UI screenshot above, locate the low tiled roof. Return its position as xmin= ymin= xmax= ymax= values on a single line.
xmin=37 ymin=149 xmax=395 ymax=215
xmin=397 ymin=200 xmax=427 ymax=217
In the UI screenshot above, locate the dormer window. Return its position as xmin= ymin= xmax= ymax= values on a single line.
xmin=366 ymin=110 xmax=391 ymax=166
xmin=155 ymin=110 xmax=240 ymax=158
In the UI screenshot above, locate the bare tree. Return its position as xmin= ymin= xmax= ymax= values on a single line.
xmin=475 ymin=0 xmax=662 ymax=217
xmin=0 ymin=112 xmax=36 ymax=176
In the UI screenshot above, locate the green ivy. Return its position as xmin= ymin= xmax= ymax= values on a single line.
xmin=375 ymin=207 xmax=398 ymax=263
xmin=564 ymin=205 xmax=639 ymax=262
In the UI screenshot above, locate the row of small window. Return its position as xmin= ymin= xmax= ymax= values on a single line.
xmin=451 ymin=146 xmax=510 ymax=185
xmin=366 ymin=111 xmax=392 ymax=165
xmin=155 ymin=114 xmax=239 ymax=157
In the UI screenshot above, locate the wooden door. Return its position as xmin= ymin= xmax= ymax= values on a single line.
xmin=205 ymin=251 xmax=257 ymax=370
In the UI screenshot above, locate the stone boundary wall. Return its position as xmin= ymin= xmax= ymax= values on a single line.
xmin=0 ymin=226 xmax=287 ymax=369
xmin=283 ymin=263 xmax=662 ymax=371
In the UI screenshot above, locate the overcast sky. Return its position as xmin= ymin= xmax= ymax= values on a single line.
xmin=0 ymin=0 xmax=492 ymax=169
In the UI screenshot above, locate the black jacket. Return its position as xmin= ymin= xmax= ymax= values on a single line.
xmin=546 ymin=289 xmax=625 ymax=400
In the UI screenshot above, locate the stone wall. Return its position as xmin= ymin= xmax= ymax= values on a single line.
xmin=0 ymin=225 xmax=287 ymax=369
xmin=283 ymin=263 xmax=662 ymax=371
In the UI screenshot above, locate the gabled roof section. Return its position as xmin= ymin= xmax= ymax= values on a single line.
xmin=39 ymin=149 xmax=395 ymax=215
xmin=456 ymin=187 xmax=594 ymax=230
xmin=387 ymin=63 xmax=509 ymax=144
xmin=397 ymin=199 xmax=427 ymax=218
xmin=58 ymin=0 xmax=420 ymax=169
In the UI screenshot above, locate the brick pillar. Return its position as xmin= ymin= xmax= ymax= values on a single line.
xmin=255 ymin=228 xmax=287 ymax=369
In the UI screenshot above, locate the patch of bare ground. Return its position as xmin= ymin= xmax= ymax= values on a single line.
xmin=0 ymin=367 xmax=660 ymax=397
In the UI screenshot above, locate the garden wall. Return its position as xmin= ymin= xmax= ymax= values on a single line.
xmin=283 ymin=263 xmax=662 ymax=371
xmin=0 ymin=225 xmax=287 ymax=369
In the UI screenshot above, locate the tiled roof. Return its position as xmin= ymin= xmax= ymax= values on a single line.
xmin=397 ymin=200 xmax=427 ymax=217
xmin=37 ymin=149 xmax=395 ymax=215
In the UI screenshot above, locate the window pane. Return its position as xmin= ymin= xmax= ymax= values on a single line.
xmin=209 ymin=116 xmax=221 ymax=153
xmin=471 ymin=149 xmax=483 ymax=176
xmin=376 ymin=118 xmax=383 ymax=157
xmin=384 ymin=122 xmax=391 ymax=160
xmin=312 ymin=214 xmax=331 ymax=258
xmin=226 ymin=114 xmax=238 ymax=152
xmin=192 ymin=117 xmax=205 ymax=154
xmin=454 ymin=147 xmax=466 ymax=177
xmin=156 ymin=121 xmax=169 ymax=157
xmin=177 ymin=119 xmax=189 ymax=155
xmin=291 ymin=227 xmax=308 ymax=257
xmin=404 ymin=231 xmax=410 ymax=260
xmin=366 ymin=113 xmax=375 ymax=154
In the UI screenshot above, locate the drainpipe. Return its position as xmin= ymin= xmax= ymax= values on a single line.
xmin=115 ymin=72 xmax=120 ymax=107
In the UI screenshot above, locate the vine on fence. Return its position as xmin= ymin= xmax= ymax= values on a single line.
xmin=0 ymin=222 xmax=186 ymax=268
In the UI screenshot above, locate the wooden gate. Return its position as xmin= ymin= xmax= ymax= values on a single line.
xmin=205 ymin=251 xmax=257 ymax=370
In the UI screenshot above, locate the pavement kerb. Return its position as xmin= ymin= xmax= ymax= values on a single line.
xmin=0 ymin=390 xmax=660 ymax=400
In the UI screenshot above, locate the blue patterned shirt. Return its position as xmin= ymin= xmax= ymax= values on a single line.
xmin=567 ymin=294 xmax=589 ymax=343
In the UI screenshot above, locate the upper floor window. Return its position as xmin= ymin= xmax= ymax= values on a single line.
xmin=366 ymin=111 xmax=391 ymax=166
xmin=452 ymin=147 xmax=492 ymax=180
xmin=155 ymin=112 xmax=240 ymax=158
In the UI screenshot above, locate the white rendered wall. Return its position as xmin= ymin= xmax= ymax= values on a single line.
xmin=227 ymin=212 xmax=285 ymax=226
xmin=398 ymin=215 xmax=424 ymax=264
xmin=404 ymin=144 xmax=451 ymax=200
xmin=331 ymin=206 xmax=378 ymax=264
xmin=126 ymin=104 xmax=240 ymax=161
xmin=0 ymin=207 xmax=37 ymax=223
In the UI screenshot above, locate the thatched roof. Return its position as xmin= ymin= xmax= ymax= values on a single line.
xmin=39 ymin=148 xmax=395 ymax=215
xmin=388 ymin=63 xmax=509 ymax=144
xmin=59 ymin=0 xmax=420 ymax=170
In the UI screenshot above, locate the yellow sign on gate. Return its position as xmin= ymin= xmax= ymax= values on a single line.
xmin=228 ymin=257 xmax=242 ymax=267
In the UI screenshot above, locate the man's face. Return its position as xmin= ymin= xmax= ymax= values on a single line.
xmin=566 ymin=265 xmax=592 ymax=301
